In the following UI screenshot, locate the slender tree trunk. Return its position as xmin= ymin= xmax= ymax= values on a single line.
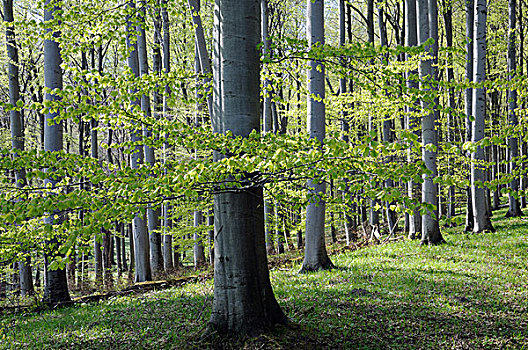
xmin=471 ymin=0 xmax=495 ymax=232
xmin=192 ymin=1 xmax=207 ymax=268
xmin=209 ymin=0 xmax=286 ymax=334
xmin=378 ymin=3 xmax=397 ymax=235
xmin=127 ymin=0 xmax=152 ymax=282
xmin=405 ymin=0 xmax=421 ymax=239
xmin=161 ymin=0 xmax=173 ymax=271
xmin=42 ymin=0 xmax=71 ymax=304
xmin=4 ymin=0 xmax=34 ymax=297
xmin=261 ymin=0 xmax=275 ymax=255
xmin=506 ymin=0 xmax=523 ymax=217
xmin=340 ymin=0 xmax=355 ymax=244
xmin=418 ymin=0 xmax=443 ymax=244
xmin=464 ymin=0 xmax=475 ymax=232
xmin=443 ymin=0 xmax=456 ymax=223
xmin=300 ymin=0 xmax=333 ymax=272
xmin=188 ymin=0 xmax=213 ymax=122
xmin=135 ymin=0 xmax=162 ymax=275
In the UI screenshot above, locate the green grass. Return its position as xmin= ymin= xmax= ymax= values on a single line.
xmin=2 ymin=208 xmax=528 ymax=349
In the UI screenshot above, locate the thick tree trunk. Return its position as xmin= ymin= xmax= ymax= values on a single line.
xmin=127 ymin=0 xmax=152 ymax=282
xmin=418 ymin=0 xmax=443 ymax=245
xmin=471 ymin=0 xmax=495 ymax=232
xmin=42 ymin=0 xmax=71 ymax=305
xmin=505 ymin=0 xmax=523 ymax=218
xmin=300 ymin=0 xmax=333 ymax=272
xmin=209 ymin=0 xmax=286 ymax=334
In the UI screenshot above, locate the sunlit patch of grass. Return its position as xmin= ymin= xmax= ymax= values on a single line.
xmin=2 ymin=207 xmax=527 ymax=349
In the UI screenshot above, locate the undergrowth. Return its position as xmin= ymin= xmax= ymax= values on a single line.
xmin=1 ymin=208 xmax=527 ymax=349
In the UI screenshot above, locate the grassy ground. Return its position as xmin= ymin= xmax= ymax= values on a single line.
xmin=1 ymin=208 xmax=527 ymax=349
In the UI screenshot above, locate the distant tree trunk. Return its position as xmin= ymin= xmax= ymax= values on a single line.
xmin=505 ymin=0 xmax=522 ymax=217
xmin=471 ymin=0 xmax=494 ymax=232
xmin=378 ymin=3 xmax=397 ymax=235
xmin=405 ymin=0 xmax=421 ymax=239
xmin=209 ymin=0 xmax=286 ymax=334
xmin=188 ymin=0 xmax=213 ymax=121
xmin=127 ymin=0 xmax=152 ymax=282
xmin=136 ymin=0 xmax=162 ymax=275
xmin=464 ymin=0 xmax=475 ymax=232
xmin=91 ymin=118 xmax=103 ymax=285
xmin=207 ymin=212 xmax=214 ymax=265
xmin=300 ymin=0 xmax=334 ymax=272
xmin=418 ymin=0 xmax=443 ymax=244
xmin=520 ymin=0 xmax=527 ymax=209
xmin=161 ymin=0 xmax=173 ymax=271
xmin=193 ymin=211 xmax=206 ymax=267
xmin=3 ymin=0 xmax=34 ymax=297
xmin=192 ymin=0 xmax=206 ymax=268
xmin=339 ymin=0 xmax=355 ymax=244
xmin=42 ymin=0 xmax=71 ymax=304
xmin=261 ymin=0 xmax=275 ymax=255
xmin=443 ymin=0 xmax=456 ymax=223
xmin=116 ymin=224 xmax=122 ymax=276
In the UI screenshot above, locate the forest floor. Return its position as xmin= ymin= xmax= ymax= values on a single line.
xmin=1 ymin=207 xmax=527 ymax=349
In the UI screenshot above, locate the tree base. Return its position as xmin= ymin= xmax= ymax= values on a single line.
xmin=208 ymin=304 xmax=288 ymax=337
xmin=298 ymin=259 xmax=335 ymax=273
xmin=505 ymin=208 xmax=523 ymax=218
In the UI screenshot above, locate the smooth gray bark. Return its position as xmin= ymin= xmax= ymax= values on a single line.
xmin=127 ymin=0 xmax=152 ymax=282
xmin=161 ymin=0 xmax=173 ymax=271
xmin=417 ymin=0 xmax=443 ymax=244
xmin=505 ymin=0 xmax=522 ymax=218
xmin=193 ymin=210 xmax=206 ymax=267
xmin=188 ymin=0 xmax=214 ymax=125
xmin=339 ymin=0 xmax=354 ymax=244
xmin=261 ymin=0 xmax=275 ymax=254
xmin=4 ymin=0 xmax=33 ymax=297
xmin=405 ymin=0 xmax=421 ymax=239
xmin=42 ymin=0 xmax=71 ymax=305
xmin=464 ymin=0 xmax=475 ymax=232
xmin=378 ymin=4 xmax=397 ymax=235
xmin=91 ymin=117 xmax=103 ymax=284
xmin=300 ymin=0 xmax=333 ymax=272
xmin=136 ymin=1 xmax=162 ymax=274
xmin=209 ymin=0 xmax=286 ymax=334
xmin=443 ymin=2 xmax=456 ymax=222
xmin=471 ymin=0 xmax=494 ymax=232
xmin=192 ymin=0 xmax=207 ymax=268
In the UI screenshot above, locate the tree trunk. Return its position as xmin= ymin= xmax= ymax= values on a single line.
xmin=262 ymin=0 xmax=275 ymax=255
xmin=471 ymin=0 xmax=494 ymax=232
xmin=418 ymin=0 xmax=443 ymax=244
xmin=42 ymin=0 xmax=71 ymax=305
xmin=443 ymin=0 xmax=456 ymax=223
xmin=4 ymin=0 xmax=34 ymax=297
xmin=127 ymin=0 xmax=152 ymax=282
xmin=136 ymin=0 xmax=162 ymax=275
xmin=300 ymin=0 xmax=333 ymax=272
xmin=209 ymin=0 xmax=286 ymax=334
xmin=464 ymin=0 xmax=475 ymax=232
xmin=405 ymin=0 xmax=421 ymax=239
xmin=505 ymin=0 xmax=523 ymax=217
xmin=161 ymin=0 xmax=173 ymax=271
